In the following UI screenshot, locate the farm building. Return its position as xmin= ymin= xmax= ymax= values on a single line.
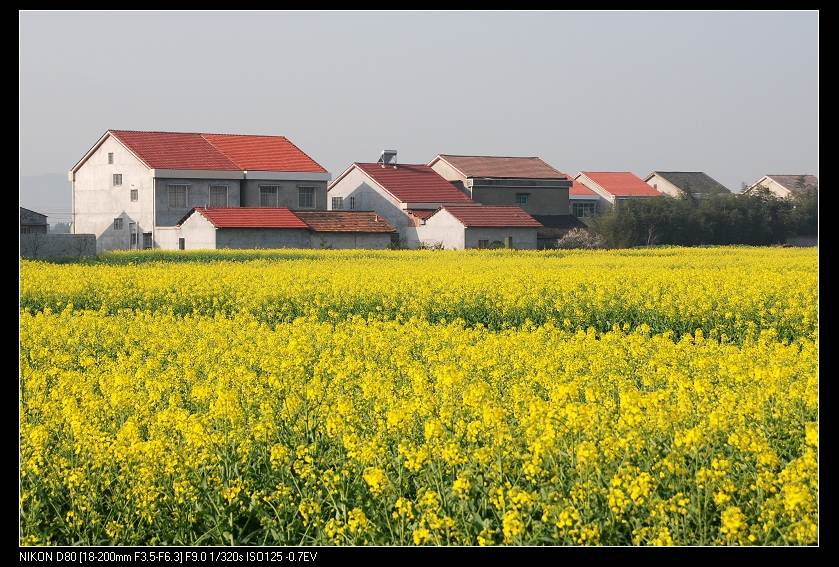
xmin=573 ymin=172 xmax=662 ymax=208
xmin=327 ymin=156 xmax=473 ymax=247
xmin=568 ymin=177 xmax=603 ymax=219
xmin=644 ymin=171 xmax=730 ymax=198
xmin=20 ymin=207 xmax=48 ymax=234
xmin=176 ymin=208 xmax=397 ymax=250
xmin=69 ymin=130 xmax=330 ymax=252
xmin=418 ymin=205 xmax=542 ymax=249
xmin=744 ymin=175 xmax=818 ymax=198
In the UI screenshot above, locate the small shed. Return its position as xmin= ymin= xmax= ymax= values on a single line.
xmin=177 ymin=207 xmax=310 ymax=249
xmin=295 ymin=211 xmax=397 ymax=249
xmin=20 ymin=207 xmax=48 ymax=234
xmin=419 ymin=205 xmax=541 ymax=249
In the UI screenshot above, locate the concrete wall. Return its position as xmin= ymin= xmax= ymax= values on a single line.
xmin=645 ymin=174 xmax=682 ymax=198
xmin=20 ymin=233 xmax=96 ymax=260
xmin=216 ymin=228 xmax=310 ymax=249
xmin=155 ymin=178 xmax=242 ymax=227
xmin=417 ymin=208 xmax=465 ymax=249
xmin=178 ymin=213 xmax=216 ymax=250
xmin=471 ymin=186 xmax=569 ymax=215
xmin=156 ymin=227 xmax=181 ymax=250
xmin=72 ymin=135 xmax=155 ymax=252
xmin=328 ymin=168 xmax=421 ymax=245
xmin=465 ymin=227 xmax=538 ymax=249
xmin=240 ymin=180 xmax=327 ymax=210
xmin=429 ymin=159 xmax=473 ymax=198
xmin=310 ymin=232 xmax=394 ymax=249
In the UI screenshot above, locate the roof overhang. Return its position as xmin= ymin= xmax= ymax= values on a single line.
xmin=152 ymin=169 xmax=331 ymax=181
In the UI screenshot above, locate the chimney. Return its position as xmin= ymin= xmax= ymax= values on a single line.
xmin=378 ymin=150 xmax=397 ymax=168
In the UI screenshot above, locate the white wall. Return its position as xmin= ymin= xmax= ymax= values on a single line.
xmin=645 ymin=174 xmax=682 ymax=197
xmin=417 ymin=209 xmax=465 ymax=249
xmin=72 ymin=135 xmax=154 ymax=252
xmin=178 ymin=212 xmax=216 ymax=249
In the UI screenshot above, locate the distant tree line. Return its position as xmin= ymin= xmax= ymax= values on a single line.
xmin=586 ymin=187 xmax=817 ymax=248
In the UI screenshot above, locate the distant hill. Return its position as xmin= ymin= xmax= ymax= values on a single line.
xmin=20 ymin=174 xmax=71 ymax=224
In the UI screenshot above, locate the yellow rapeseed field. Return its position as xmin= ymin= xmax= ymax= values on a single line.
xmin=19 ymin=247 xmax=818 ymax=545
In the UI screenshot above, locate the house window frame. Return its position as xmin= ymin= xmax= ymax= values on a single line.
xmin=298 ymin=186 xmax=316 ymax=209
xmin=515 ymin=193 xmax=529 ymax=205
xmin=142 ymin=232 xmax=153 ymax=249
xmin=478 ymin=239 xmax=489 ymax=249
xmin=129 ymin=222 xmax=137 ymax=248
xmin=168 ymin=184 xmax=189 ymax=209
xmin=178 ymin=238 xmax=185 ymax=250
xmin=331 ymin=196 xmax=344 ymax=210
xmin=209 ymin=185 xmax=229 ymax=208
xmin=259 ymin=185 xmax=279 ymax=208
xmin=572 ymin=202 xmax=596 ymax=218
xmin=108 ymin=152 xmax=114 ymax=164
xmin=348 ymin=196 xmax=356 ymax=210
xmin=130 ymin=188 xmax=138 ymax=202
xmin=113 ymin=173 xmax=123 ymax=187
xmin=113 ymin=218 xmax=123 ymax=230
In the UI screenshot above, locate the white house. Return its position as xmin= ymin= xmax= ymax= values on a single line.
xmin=573 ymin=171 xmax=662 ymax=208
xmin=69 ymin=130 xmax=331 ymax=252
xmin=744 ymin=175 xmax=818 ymax=198
xmin=418 ymin=205 xmax=542 ymax=249
xmin=644 ymin=171 xmax=730 ymax=198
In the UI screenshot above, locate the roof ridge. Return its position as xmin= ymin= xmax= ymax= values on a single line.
xmin=439 ymin=154 xmax=542 ymax=159
xmin=109 ymin=129 xmax=288 ymax=138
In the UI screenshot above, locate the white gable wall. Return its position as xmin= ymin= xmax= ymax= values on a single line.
xmin=417 ymin=208 xmax=465 ymax=249
xmin=72 ymin=135 xmax=154 ymax=252
xmin=645 ymin=174 xmax=683 ymax=197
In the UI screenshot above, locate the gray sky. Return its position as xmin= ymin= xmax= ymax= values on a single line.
xmin=20 ymin=11 xmax=818 ymax=220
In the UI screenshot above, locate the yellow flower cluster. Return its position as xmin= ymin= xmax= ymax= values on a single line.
xmin=19 ymin=247 xmax=817 ymax=545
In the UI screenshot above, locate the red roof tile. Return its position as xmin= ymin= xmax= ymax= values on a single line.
xmin=579 ymin=172 xmax=661 ymax=197
xmin=435 ymin=155 xmax=566 ymax=179
xmin=406 ymin=209 xmax=437 ymax=220
xmin=569 ymin=178 xmax=598 ymax=197
xmin=107 ymin=130 xmax=326 ymax=172
xmin=203 ymin=134 xmax=326 ymax=173
xmin=439 ymin=205 xmax=542 ymax=228
xmin=295 ymin=211 xmax=396 ymax=233
xmin=184 ymin=207 xmax=309 ymax=229
xmin=355 ymin=163 xmax=473 ymax=204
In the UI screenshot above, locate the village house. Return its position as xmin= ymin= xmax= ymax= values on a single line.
xmin=176 ymin=208 xmax=397 ymax=250
xmin=69 ymin=130 xmax=330 ymax=252
xmin=418 ymin=205 xmax=542 ymax=249
xmin=644 ymin=171 xmax=730 ymax=198
xmin=573 ymin=172 xmax=662 ymax=208
xmin=568 ymin=177 xmax=603 ymax=219
xmin=744 ymin=174 xmax=818 ymax=198
xmin=20 ymin=207 xmax=48 ymax=234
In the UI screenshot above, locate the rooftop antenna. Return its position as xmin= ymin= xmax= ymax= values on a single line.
xmin=378 ymin=150 xmax=397 ymax=168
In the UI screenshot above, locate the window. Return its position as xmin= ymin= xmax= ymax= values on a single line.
xmin=178 ymin=238 xmax=185 ymax=250
xmin=331 ymin=196 xmax=344 ymax=210
xmin=143 ymin=232 xmax=152 ymax=249
xmin=113 ymin=174 xmax=123 ymax=186
xmin=168 ymin=184 xmax=188 ymax=209
xmin=209 ymin=185 xmax=228 ymax=208
xmin=108 ymin=152 xmax=114 ymax=164
xmin=260 ymin=185 xmax=279 ymax=207
xmin=130 ymin=188 xmax=138 ymax=202
xmin=129 ymin=222 xmax=137 ymax=247
xmin=504 ymin=236 xmax=513 ymax=249
xmin=478 ymin=240 xmax=489 ymax=249
xmin=515 ymin=193 xmax=529 ymax=205
xmin=348 ymin=196 xmax=356 ymax=210
xmin=298 ymin=186 xmax=315 ymax=209
xmin=113 ymin=218 xmax=123 ymax=230
xmin=572 ymin=203 xmax=596 ymax=218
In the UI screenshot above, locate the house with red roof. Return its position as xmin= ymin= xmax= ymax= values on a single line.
xmin=418 ymin=205 xmax=542 ymax=249
xmin=568 ymin=177 xmax=603 ymax=219
xmin=573 ymin=172 xmax=662 ymax=208
xmin=327 ymin=156 xmax=475 ymax=246
xmin=176 ymin=208 xmax=397 ymax=250
xmin=69 ymin=130 xmax=330 ymax=252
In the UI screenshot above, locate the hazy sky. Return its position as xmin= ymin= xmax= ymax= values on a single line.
xmin=20 ymin=10 xmax=818 ymax=219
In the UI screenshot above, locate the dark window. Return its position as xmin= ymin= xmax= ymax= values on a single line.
xmin=348 ymin=196 xmax=356 ymax=210
xmin=478 ymin=239 xmax=489 ymax=249
xmin=130 ymin=188 xmax=138 ymax=202
xmin=332 ymin=196 xmax=344 ymax=210
xmin=515 ymin=193 xmax=529 ymax=205
xmin=209 ymin=186 xmax=228 ymax=208
xmin=178 ymin=238 xmax=185 ymax=250
xmin=108 ymin=152 xmax=114 ymax=164
xmin=143 ymin=232 xmax=152 ymax=249
xmin=260 ymin=186 xmax=279 ymax=207
xmin=113 ymin=174 xmax=123 ymax=186
xmin=129 ymin=222 xmax=137 ymax=247
xmin=504 ymin=236 xmax=513 ymax=248
xmin=298 ymin=187 xmax=315 ymax=208
xmin=168 ymin=185 xmax=188 ymax=208
xmin=113 ymin=218 xmax=123 ymax=230
xmin=572 ymin=202 xmax=596 ymax=218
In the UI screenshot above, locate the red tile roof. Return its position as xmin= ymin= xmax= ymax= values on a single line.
xmin=569 ymin=178 xmax=599 ymax=197
xmin=107 ymin=130 xmax=326 ymax=172
xmin=203 ymin=134 xmax=326 ymax=172
xmin=579 ymin=172 xmax=661 ymax=197
xmin=439 ymin=205 xmax=542 ymax=228
xmin=435 ymin=155 xmax=567 ymax=179
xmin=184 ymin=207 xmax=309 ymax=229
xmin=355 ymin=163 xmax=473 ymax=204
xmin=295 ymin=211 xmax=396 ymax=233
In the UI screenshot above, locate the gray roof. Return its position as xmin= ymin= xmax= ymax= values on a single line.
xmin=20 ymin=207 xmax=48 ymax=224
xmin=766 ymin=175 xmax=818 ymax=194
xmin=653 ymin=171 xmax=730 ymax=195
